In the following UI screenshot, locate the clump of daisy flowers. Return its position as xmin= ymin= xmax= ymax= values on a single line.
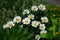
xmin=3 ymin=4 xmax=48 ymax=40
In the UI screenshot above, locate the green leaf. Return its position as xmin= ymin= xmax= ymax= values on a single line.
xmin=49 ymin=27 xmax=53 ymax=31
xmin=40 ymin=33 xmax=47 ymax=38
xmin=51 ymin=19 xmax=58 ymax=37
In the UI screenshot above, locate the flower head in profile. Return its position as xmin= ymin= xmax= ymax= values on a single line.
xmin=23 ymin=9 xmax=30 ymax=15
xmin=40 ymin=30 xmax=47 ymax=34
xmin=38 ymin=4 xmax=46 ymax=11
xmin=41 ymin=17 xmax=48 ymax=23
xmin=39 ymin=24 xmax=46 ymax=30
xmin=3 ymin=24 xmax=8 ymax=29
xmin=31 ymin=21 xmax=40 ymax=27
xmin=22 ymin=18 xmax=31 ymax=24
xmin=35 ymin=35 xmax=40 ymax=40
xmin=31 ymin=6 xmax=38 ymax=11
xmin=20 ymin=25 xmax=23 ymax=29
xmin=28 ymin=14 xmax=34 ymax=19
xmin=13 ymin=16 xmax=21 ymax=23
xmin=7 ymin=21 xmax=15 ymax=28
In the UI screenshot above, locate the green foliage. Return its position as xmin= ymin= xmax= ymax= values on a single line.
xmin=0 ymin=26 xmax=34 ymax=40
xmin=46 ymin=4 xmax=60 ymax=19
xmin=47 ymin=18 xmax=60 ymax=40
xmin=40 ymin=33 xmax=47 ymax=38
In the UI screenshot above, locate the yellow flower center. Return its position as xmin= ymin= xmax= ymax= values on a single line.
xmin=29 ymin=15 xmax=33 ymax=19
xmin=33 ymin=7 xmax=36 ymax=10
xmin=40 ymin=6 xmax=44 ymax=9
xmin=33 ymin=23 xmax=37 ymax=26
xmin=24 ymin=11 xmax=28 ymax=14
xmin=43 ymin=19 xmax=46 ymax=22
xmin=16 ymin=18 xmax=20 ymax=22
xmin=25 ymin=20 xmax=29 ymax=23
xmin=8 ymin=23 xmax=13 ymax=27
xmin=40 ymin=26 xmax=44 ymax=29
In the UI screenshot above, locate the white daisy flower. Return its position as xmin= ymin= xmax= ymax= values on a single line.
xmin=22 ymin=18 xmax=31 ymax=24
xmin=13 ymin=16 xmax=21 ymax=23
xmin=23 ymin=9 xmax=30 ymax=15
xmin=40 ymin=30 xmax=47 ymax=34
xmin=3 ymin=24 xmax=8 ymax=29
xmin=38 ymin=4 xmax=46 ymax=11
xmin=31 ymin=21 xmax=39 ymax=27
xmin=41 ymin=17 xmax=48 ymax=23
xmin=39 ymin=24 xmax=46 ymax=30
xmin=35 ymin=35 xmax=40 ymax=40
xmin=31 ymin=6 xmax=38 ymax=11
xmin=7 ymin=21 xmax=15 ymax=28
xmin=28 ymin=14 xmax=34 ymax=19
